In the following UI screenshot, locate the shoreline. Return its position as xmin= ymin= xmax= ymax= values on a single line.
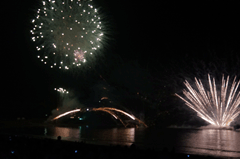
xmin=1 ymin=120 xmax=238 ymax=129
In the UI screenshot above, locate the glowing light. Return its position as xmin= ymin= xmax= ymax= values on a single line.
xmin=73 ymin=49 xmax=85 ymax=62
xmin=54 ymin=87 xmax=69 ymax=94
xmin=176 ymin=74 xmax=240 ymax=127
xmin=101 ymin=97 xmax=108 ymax=100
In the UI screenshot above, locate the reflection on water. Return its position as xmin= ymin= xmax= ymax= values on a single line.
xmin=1 ymin=125 xmax=240 ymax=157
xmin=44 ymin=126 xmax=240 ymax=157
xmin=47 ymin=126 xmax=135 ymax=146
xmin=177 ymin=129 xmax=240 ymax=157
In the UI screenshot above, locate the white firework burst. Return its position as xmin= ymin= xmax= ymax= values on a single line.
xmin=30 ymin=0 xmax=105 ymax=70
xmin=54 ymin=87 xmax=69 ymax=94
xmin=176 ymin=74 xmax=240 ymax=127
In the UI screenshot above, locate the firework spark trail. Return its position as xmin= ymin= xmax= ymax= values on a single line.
xmin=51 ymin=107 xmax=148 ymax=127
xmin=181 ymin=82 xmax=215 ymax=124
xmin=99 ymin=107 xmax=135 ymax=120
xmin=176 ymin=74 xmax=240 ymax=127
xmin=93 ymin=107 xmax=148 ymax=127
xmin=92 ymin=108 xmax=118 ymax=119
xmin=52 ymin=109 xmax=81 ymax=120
xmin=92 ymin=108 xmax=127 ymax=127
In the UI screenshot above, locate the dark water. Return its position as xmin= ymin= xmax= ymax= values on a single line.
xmin=1 ymin=126 xmax=240 ymax=158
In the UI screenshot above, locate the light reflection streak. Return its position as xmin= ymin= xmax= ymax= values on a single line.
xmin=49 ymin=127 xmax=135 ymax=146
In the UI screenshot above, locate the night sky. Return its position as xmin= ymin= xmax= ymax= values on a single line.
xmin=4 ymin=0 xmax=240 ymax=124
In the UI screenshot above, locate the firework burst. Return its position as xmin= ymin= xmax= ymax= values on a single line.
xmin=176 ymin=74 xmax=240 ymax=127
xmin=30 ymin=0 xmax=106 ymax=70
xmin=54 ymin=87 xmax=69 ymax=94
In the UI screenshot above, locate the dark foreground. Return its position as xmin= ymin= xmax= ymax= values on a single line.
xmin=0 ymin=134 xmax=235 ymax=159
